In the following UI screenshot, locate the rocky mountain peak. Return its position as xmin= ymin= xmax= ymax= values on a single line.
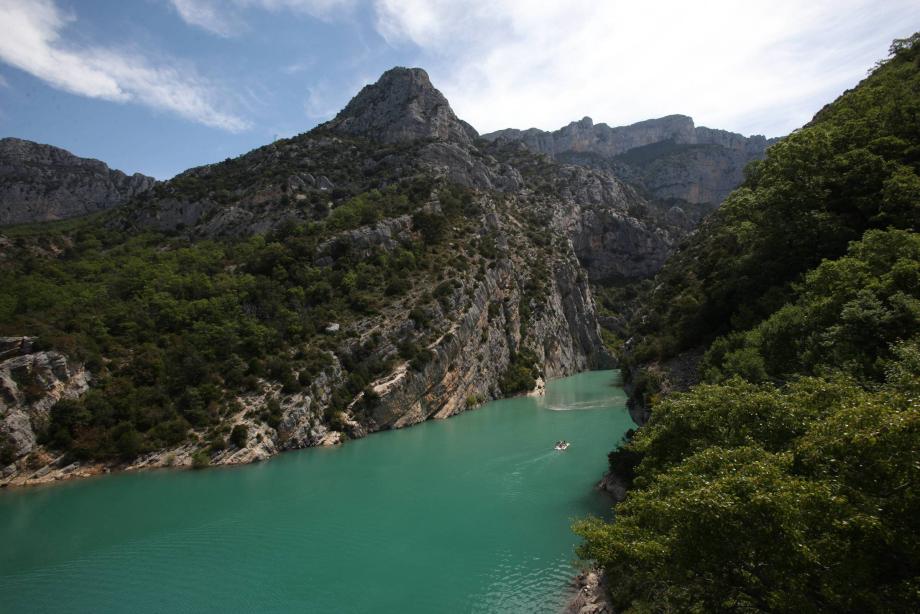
xmin=322 ymin=67 xmax=478 ymax=145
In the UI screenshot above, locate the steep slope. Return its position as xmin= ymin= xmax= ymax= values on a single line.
xmin=118 ymin=69 xmax=684 ymax=281
xmin=484 ymin=114 xmax=777 ymax=211
xmin=575 ymin=33 xmax=920 ymax=613
xmin=0 ymin=138 xmax=156 ymax=225
xmin=626 ymin=38 xmax=920 ymax=375
xmin=0 ymin=67 xmax=677 ymax=486
xmin=322 ymin=67 xmax=478 ymax=144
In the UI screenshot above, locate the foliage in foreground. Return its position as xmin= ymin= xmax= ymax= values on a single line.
xmin=577 ymin=348 xmax=920 ymax=612
xmin=575 ymin=34 xmax=920 ymax=613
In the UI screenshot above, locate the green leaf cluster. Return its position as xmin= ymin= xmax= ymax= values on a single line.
xmin=576 ymin=34 xmax=920 ymax=613
xmin=1 ymin=181 xmax=479 ymax=462
xmin=577 ymin=363 xmax=919 ymax=612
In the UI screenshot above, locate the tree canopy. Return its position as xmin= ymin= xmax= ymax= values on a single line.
xmin=576 ymin=33 xmax=920 ymax=613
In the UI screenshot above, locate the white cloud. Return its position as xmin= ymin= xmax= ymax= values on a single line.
xmin=283 ymin=59 xmax=316 ymax=74
xmin=373 ymin=0 xmax=920 ymax=137
xmin=169 ymin=0 xmax=242 ymax=37
xmin=304 ymin=74 xmax=372 ymax=120
xmin=304 ymin=81 xmax=342 ymax=119
xmin=242 ymin=0 xmax=355 ymax=15
xmin=0 ymin=0 xmax=249 ymax=131
xmin=169 ymin=0 xmax=354 ymax=34
xmin=7 ymin=0 xmax=914 ymax=140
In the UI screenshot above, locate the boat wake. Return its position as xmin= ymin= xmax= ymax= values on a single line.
xmin=542 ymin=399 xmax=616 ymax=411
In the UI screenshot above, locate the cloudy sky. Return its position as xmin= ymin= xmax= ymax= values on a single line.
xmin=0 ymin=0 xmax=917 ymax=178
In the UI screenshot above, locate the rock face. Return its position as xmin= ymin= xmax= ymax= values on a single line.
xmin=564 ymin=569 xmax=614 ymax=614
xmin=0 ymin=138 xmax=156 ymax=225
xmin=485 ymin=115 xmax=694 ymax=158
xmin=557 ymin=166 xmax=678 ymax=281
xmin=360 ymin=217 xmax=605 ymax=433
xmin=0 ymin=337 xmax=89 ymax=479
xmin=483 ymin=115 xmax=778 ymax=206
xmin=122 ymin=72 xmax=679 ymax=284
xmin=322 ymin=67 xmax=478 ymax=145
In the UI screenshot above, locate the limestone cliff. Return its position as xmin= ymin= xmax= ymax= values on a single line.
xmin=0 ymin=337 xmax=89 ymax=481
xmin=483 ymin=115 xmax=778 ymax=207
xmin=0 ymin=138 xmax=156 ymax=225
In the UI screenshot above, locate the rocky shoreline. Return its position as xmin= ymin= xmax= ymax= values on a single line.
xmin=3 ymin=330 xmax=617 ymax=612
xmin=2 ymin=196 xmax=609 ymax=489
xmin=563 ymin=569 xmax=614 ymax=614
xmin=0 ymin=377 xmax=558 ymax=489
xmin=1 ymin=338 xmax=562 ymax=490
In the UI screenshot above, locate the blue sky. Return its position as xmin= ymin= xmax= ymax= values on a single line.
xmin=1 ymin=0 xmax=918 ymax=179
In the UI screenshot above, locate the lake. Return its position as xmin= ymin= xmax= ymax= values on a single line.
xmin=0 ymin=370 xmax=633 ymax=613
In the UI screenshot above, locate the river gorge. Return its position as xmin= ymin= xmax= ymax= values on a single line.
xmin=0 ymin=371 xmax=632 ymax=613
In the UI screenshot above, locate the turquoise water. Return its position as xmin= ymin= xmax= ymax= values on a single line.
xmin=0 ymin=370 xmax=632 ymax=613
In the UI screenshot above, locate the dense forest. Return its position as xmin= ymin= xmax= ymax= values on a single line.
xmin=0 ymin=180 xmax=492 ymax=463
xmin=574 ymin=34 xmax=920 ymax=612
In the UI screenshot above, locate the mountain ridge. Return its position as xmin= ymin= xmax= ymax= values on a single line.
xmin=482 ymin=114 xmax=773 ymax=159
xmin=0 ymin=138 xmax=157 ymax=226
xmin=483 ymin=114 xmax=779 ymax=205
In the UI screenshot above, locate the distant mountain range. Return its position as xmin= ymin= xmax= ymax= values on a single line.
xmin=483 ymin=114 xmax=779 ymax=208
xmin=0 ymin=97 xmax=774 ymax=229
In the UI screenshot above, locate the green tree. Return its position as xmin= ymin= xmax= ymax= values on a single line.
xmin=230 ymin=424 xmax=249 ymax=448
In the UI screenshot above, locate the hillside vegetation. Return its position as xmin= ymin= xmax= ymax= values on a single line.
xmin=575 ymin=34 xmax=920 ymax=613
xmin=629 ymin=34 xmax=920 ymax=365
xmin=0 ymin=179 xmax=484 ymax=461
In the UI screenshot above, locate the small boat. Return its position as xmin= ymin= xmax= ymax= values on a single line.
xmin=554 ymin=441 xmax=570 ymax=451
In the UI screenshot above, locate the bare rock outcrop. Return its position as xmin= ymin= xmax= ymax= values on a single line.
xmin=483 ymin=114 xmax=778 ymax=207
xmin=322 ymin=67 xmax=478 ymax=145
xmin=0 ymin=337 xmax=89 ymax=479
xmin=0 ymin=138 xmax=156 ymax=225
xmin=364 ymin=245 xmax=604 ymax=432
xmin=564 ymin=570 xmax=614 ymax=614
